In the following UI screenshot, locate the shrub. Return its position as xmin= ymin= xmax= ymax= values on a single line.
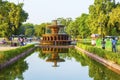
xmin=77 ymin=42 xmax=120 ymax=65
xmin=0 ymin=44 xmax=35 ymax=64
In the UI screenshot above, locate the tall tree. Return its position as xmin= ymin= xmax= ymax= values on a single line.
xmin=108 ymin=4 xmax=120 ymax=35
xmin=0 ymin=1 xmax=28 ymax=39
xmin=23 ymin=23 xmax=34 ymax=37
xmin=66 ymin=21 xmax=79 ymax=38
xmin=76 ymin=13 xmax=91 ymax=38
xmin=34 ymin=23 xmax=46 ymax=37
xmin=66 ymin=14 xmax=91 ymax=38
xmin=57 ymin=17 xmax=72 ymax=27
xmin=88 ymin=0 xmax=115 ymax=37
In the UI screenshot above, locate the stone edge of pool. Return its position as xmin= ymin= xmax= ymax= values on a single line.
xmin=75 ymin=46 xmax=120 ymax=75
xmin=0 ymin=46 xmax=37 ymax=70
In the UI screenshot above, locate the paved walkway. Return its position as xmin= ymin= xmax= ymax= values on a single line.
xmin=75 ymin=46 xmax=120 ymax=75
xmin=0 ymin=41 xmax=39 ymax=51
xmin=0 ymin=46 xmax=18 ymax=51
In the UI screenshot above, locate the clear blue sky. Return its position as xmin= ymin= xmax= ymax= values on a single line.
xmin=9 ymin=0 xmax=120 ymax=24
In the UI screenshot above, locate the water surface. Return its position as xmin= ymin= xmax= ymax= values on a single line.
xmin=0 ymin=48 xmax=120 ymax=80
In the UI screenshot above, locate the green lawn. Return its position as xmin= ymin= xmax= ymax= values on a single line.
xmin=78 ymin=38 xmax=120 ymax=53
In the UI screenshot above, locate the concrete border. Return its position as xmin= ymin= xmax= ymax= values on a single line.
xmin=0 ymin=46 xmax=37 ymax=70
xmin=39 ymin=45 xmax=74 ymax=48
xmin=75 ymin=46 xmax=120 ymax=75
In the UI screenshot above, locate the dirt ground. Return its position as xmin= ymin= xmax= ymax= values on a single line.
xmin=0 ymin=47 xmax=18 ymax=51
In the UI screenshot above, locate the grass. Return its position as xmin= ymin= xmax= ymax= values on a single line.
xmin=78 ymin=38 xmax=120 ymax=53
xmin=77 ymin=42 xmax=120 ymax=65
xmin=0 ymin=44 xmax=35 ymax=64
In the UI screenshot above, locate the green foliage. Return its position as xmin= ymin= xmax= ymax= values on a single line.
xmin=57 ymin=17 xmax=73 ymax=34
xmin=18 ymin=23 xmax=34 ymax=37
xmin=0 ymin=1 xmax=28 ymax=39
xmin=77 ymin=42 xmax=120 ymax=65
xmin=108 ymin=5 xmax=120 ymax=35
xmin=65 ymin=14 xmax=91 ymax=38
xmin=75 ymin=13 xmax=91 ymax=38
xmin=34 ymin=23 xmax=46 ymax=37
xmin=0 ymin=44 xmax=35 ymax=64
xmin=66 ymin=21 xmax=78 ymax=38
xmin=69 ymin=48 xmax=120 ymax=80
xmin=0 ymin=59 xmax=28 ymax=80
xmin=57 ymin=17 xmax=72 ymax=27
xmin=88 ymin=0 xmax=120 ymax=36
xmin=17 ymin=25 xmax=25 ymax=35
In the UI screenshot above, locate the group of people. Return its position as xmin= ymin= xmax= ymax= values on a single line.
xmin=1 ymin=39 xmax=7 ymax=44
xmin=18 ymin=37 xmax=25 ymax=46
xmin=101 ymin=37 xmax=117 ymax=52
xmin=91 ymin=37 xmax=118 ymax=53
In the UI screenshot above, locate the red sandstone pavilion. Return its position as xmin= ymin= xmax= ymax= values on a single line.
xmin=40 ymin=20 xmax=71 ymax=45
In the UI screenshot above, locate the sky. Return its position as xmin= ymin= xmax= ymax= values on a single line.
xmin=9 ymin=0 xmax=120 ymax=24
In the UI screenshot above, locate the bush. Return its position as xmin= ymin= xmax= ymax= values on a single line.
xmin=0 ymin=44 xmax=35 ymax=64
xmin=77 ymin=42 xmax=120 ymax=65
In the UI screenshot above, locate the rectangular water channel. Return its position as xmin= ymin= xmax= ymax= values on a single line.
xmin=0 ymin=47 xmax=120 ymax=80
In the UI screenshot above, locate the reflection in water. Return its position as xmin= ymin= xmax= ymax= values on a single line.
xmin=68 ymin=49 xmax=120 ymax=80
xmin=0 ymin=60 xmax=28 ymax=80
xmin=38 ymin=47 xmax=120 ymax=79
xmin=46 ymin=53 xmax=65 ymax=67
xmin=40 ymin=47 xmax=69 ymax=67
xmin=0 ymin=47 xmax=120 ymax=80
xmin=0 ymin=50 xmax=35 ymax=80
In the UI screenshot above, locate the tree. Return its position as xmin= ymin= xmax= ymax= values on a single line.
xmin=66 ymin=21 xmax=79 ymax=38
xmin=22 ymin=23 xmax=34 ymax=37
xmin=88 ymin=0 xmax=115 ymax=37
xmin=34 ymin=23 xmax=46 ymax=37
xmin=8 ymin=3 xmax=28 ymax=35
xmin=75 ymin=13 xmax=91 ymax=38
xmin=0 ymin=1 xmax=28 ymax=39
xmin=57 ymin=17 xmax=72 ymax=26
xmin=108 ymin=4 xmax=120 ymax=35
xmin=65 ymin=14 xmax=91 ymax=38
xmin=17 ymin=25 xmax=25 ymax=35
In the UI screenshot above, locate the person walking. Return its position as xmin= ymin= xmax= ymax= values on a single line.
xmin=112 ymin=37 xmax=117 ymax=52
xmin=101 ymin=38 xmax=106 ymax=49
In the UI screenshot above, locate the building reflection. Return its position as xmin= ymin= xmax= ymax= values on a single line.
xmin=41 ymin=47 xmax=69 ymax=67
xmin=40 ymin=20 xmax=71 ymax=67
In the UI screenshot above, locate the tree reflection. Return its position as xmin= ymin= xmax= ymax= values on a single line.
xmin=33 ymin=47 xmax=120 ymax=79
xmin=0 ymin=50 xmax=35 ymax=80
xmin=68 ymin=48 xmax=120 ymax=80
xmin=0 ymin=60 xmax=28 ymax=80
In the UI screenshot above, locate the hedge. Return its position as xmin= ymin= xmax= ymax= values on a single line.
xmin=0 ymin=44 xmax=35 ymax=64
xmin=77 ymin=42 xmax=120 ymax=65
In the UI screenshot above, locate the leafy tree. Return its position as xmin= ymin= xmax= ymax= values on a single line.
xmin=57 ymin=17 xmax=72 ymax=27
xmin=66 ymin=21 xmax=79 ymax=38
xmin=75 ymin=13 xmax=91 ymax=38
xmin=108 ymin=4 xmax=120 ymax=35
xmin=66 ymin=14 xmax=90 ymax=38
xmin=22 ymin=23 xmax=34 ymax=37
xmin=8 ymin=3 xmax=28 ymax=35
xmin=0 ymin=1 xmax=28 ymax=39
xmin=34 ymin=23 xmax=46 ymax=37
xmin=17 ymin=25 xmax=25 ymax=35
xmin=88 ymin=0 xmax=115 ymax=37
